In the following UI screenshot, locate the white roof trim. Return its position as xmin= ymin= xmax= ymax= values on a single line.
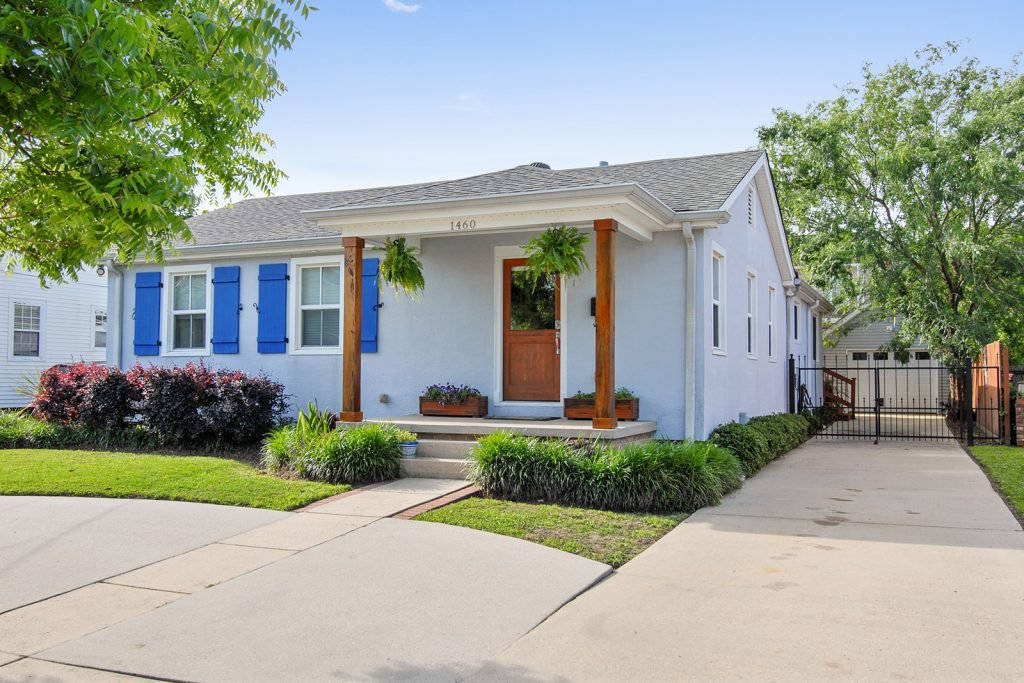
xmin=301 ymin=183 xmax=683 ymax=242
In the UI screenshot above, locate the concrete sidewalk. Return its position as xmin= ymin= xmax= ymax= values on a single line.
xmin=0 ymin=479 xmax=610 ymax=681
xmin=479 ymin=440 xmax=1024 ymax=682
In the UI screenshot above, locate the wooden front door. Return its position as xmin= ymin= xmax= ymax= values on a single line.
xmin=503 ymin=258 xmax=560 ymax=401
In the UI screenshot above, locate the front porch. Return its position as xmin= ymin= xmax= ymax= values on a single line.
xmin=299 ymin=179 xmax=710 ymax=438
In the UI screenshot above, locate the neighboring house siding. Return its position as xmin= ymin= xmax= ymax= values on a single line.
xmin=114 ymin=229 xmax=692 ymax=438
xmin=699 ymin=182 xmax=790 ymax=435
xmin=829 ymin=314 xmax=927 ymax=359
xmin=0 ymin=268 xmax=107 ymax=408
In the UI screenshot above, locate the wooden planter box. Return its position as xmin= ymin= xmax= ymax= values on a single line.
xmin=563 ymin=397 xmax=639 ymax=421
xmin=419 ymin=396 xmax=488 ymax=417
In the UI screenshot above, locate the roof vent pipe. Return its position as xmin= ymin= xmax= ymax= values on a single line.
xmin=529 ymin=162 xmax=551 ymax=169
xmin=598 ymin=161 xmax=609 ymax=167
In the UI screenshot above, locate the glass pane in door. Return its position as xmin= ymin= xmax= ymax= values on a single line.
xmin=509 ymin=269 xmax=556 ymax=330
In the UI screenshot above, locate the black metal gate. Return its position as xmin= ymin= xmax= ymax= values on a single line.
xmin=790 ymin=355 xmax=1008 ymax=445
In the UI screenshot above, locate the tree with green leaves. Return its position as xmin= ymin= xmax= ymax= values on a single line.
xmin=0 ymin=0 xmax=311 ymax=282
xmin=759 ymin=43 xmax=1024 ymax=363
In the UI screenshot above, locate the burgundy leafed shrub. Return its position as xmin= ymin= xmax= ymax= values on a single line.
xmin=32 ymin=363 xmax=110 ymax=425
xmin=77 ymin=370 xmax=139 ymax=431
xmin=32 ymin=361 xmax=287 ymax=448
xmin=203 ymin=369 xmax=288 ymax=446
xmin=133 ymin=363 xmax=217 ymax=445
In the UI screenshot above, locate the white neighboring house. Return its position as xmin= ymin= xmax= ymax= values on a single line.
xmin=1 ymin=264 xmax=108 ymax=408
xmin=825 ymin=310 xmax=944 ymax=412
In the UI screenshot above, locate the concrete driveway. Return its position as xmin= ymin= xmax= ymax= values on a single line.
xmin=480 ymin=440 xmax=1024 ymax=682
xmin=0 ymin=481 xmax=609 ymax=682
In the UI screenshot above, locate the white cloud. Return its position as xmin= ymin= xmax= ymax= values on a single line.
xmin=382 ymin=0 xmax=421 ymax=13
xmin=448 ymin=92 xmax=487 ymax=113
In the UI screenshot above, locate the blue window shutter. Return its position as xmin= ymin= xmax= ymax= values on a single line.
xmin=133 ymin=271 xmax=162 ymax=356
xmin=211 ymin=266 xmax=241 ymax=354
xmin=257 ymin=263 xmax=288 ymax=353
xmin=361 ymin=258 xmax=379 ymax=353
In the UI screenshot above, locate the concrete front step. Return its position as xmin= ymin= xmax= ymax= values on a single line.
xmin=399 ymin=456 xmax=473 ymax=480
xmin=416 ymin=439 xmax=475 ymax=459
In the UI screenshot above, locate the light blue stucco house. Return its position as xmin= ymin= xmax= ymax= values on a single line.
xmin=105 ymin=151 xmax=828 ymax=440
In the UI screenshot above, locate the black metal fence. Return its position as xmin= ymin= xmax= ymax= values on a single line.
xmin=790 ymin=355 xmax=1008 ymax=445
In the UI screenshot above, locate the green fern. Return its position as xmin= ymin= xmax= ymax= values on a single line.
xmin=380 ymin=236 xmax=426 ymax=298
xmin=523 ymin=225 xmax=590 ymax=286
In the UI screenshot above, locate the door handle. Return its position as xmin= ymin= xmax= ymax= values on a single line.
xmin=555 ymin=330 xmax=561 ymax=355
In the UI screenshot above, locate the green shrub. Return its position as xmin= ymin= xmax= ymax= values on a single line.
xmin=747 ymin=413 xmax=809 ymax=459
xmin=470 ymin=432 xmax=742 ymax=512
xmin=262 ymin=422 xmax=401 ymax=485
xmin=801 ymin=408 xmax=833 ymax=436
xmin=709 ymin=421 xmax=771 ymax=475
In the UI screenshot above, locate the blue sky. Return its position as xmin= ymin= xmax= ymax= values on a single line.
xmin=253 ymin=0 xmax=1023 ymax=198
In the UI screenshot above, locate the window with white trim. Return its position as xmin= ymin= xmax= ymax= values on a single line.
xmin=711 ymin=249 xmax=725 ymax=352
xmin=12 ymin=302 xmax=41 ymax=357
xmin=746 ymin=271 xmax=757 ymax=357
xmin=171 ymin=272 xmax=208 ymax=350
xmin=793 ymin=303 xmax=800 ymax=340
xmin=767 ymin=285 xmax=776 ymax=358
xmin=93 ymin=308 xmax=107 ymax=349
xmin=298 ymin=264 xmax=341 ymax=348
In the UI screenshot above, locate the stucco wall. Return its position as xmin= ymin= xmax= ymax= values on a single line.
xmin=114 ymin=229 xmax=691 ymax=438
xmin=698 ymin=184 xmax=790 ymax=435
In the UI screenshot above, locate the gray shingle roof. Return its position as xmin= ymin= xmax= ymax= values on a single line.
xmin=182 ymin=150 xmax=763 ymax=248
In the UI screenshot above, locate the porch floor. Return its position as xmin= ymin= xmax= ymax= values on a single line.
xmin=365 ymin=415 xmax=657 ymax=443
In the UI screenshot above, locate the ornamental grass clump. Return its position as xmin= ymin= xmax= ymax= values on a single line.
xmin=470 ymin=432 xmax=742 ymax=513
xmin=0 ymin=411 xmax=68 ymax=449
xmin=262 ymin=422 xmax=402 ymax=485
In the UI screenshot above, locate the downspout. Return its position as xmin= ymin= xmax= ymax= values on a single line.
xmin=682 ymin=222 xmax=696 ymax=440
xmin=105 ymin=260 xmax=125 ymax=369
xmin=808 ymin=298 xmax=822 ymax=366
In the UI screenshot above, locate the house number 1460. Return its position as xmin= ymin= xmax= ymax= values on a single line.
xmin=450 ymin=219 xmax=477 ymax=231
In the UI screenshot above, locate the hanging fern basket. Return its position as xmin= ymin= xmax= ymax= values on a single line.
xmin=379 ymin=236 xmax=425 ymax=299
xmin=522 ymin=225 xmax=590 ymax=286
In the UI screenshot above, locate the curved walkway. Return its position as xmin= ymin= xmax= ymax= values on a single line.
xmin=0 ymin=480 xmax=609 ymax=682
xmin=479 ymin=440 xmax=1024 ymax=682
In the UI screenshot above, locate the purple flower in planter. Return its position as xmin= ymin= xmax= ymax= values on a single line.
xmin=423 ymin=383 xmax=482 ymax=406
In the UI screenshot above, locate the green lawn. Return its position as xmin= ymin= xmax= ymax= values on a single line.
xmin=0 ymin=449 xmax=349 ymax=511
xmin=971 ymin=446 xmax=1024 ymax=519
xmin=416 ymin=497 xmax=685 ymax=567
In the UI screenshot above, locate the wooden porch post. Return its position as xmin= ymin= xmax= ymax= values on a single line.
xmin=341 ymin=236 xmax=364 ymax=422
xmin=593 ymin=219 xmax=617 ymax=430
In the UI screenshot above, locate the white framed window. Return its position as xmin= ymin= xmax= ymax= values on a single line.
xmin=11 ymin=301 xmax=42 ymax=358
xmin=746 ymin=270 xmax=757 ymax=358
xmin=747 ymin=186 xmax=754 ymax=226
xmin=92 ymin=307 xmax=107 ymax=349
xmin=711 ymin=244 xmax=726 ymax=354
xmin=793 ymin=302 xmax=800 ymax=341
xmin=163 ymin=265 xmax=211 ymax=355
xmin=767 ymin=284 xmax=777 ymax=360
xmin=290 ymin=256 xmax=343 ymax=354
